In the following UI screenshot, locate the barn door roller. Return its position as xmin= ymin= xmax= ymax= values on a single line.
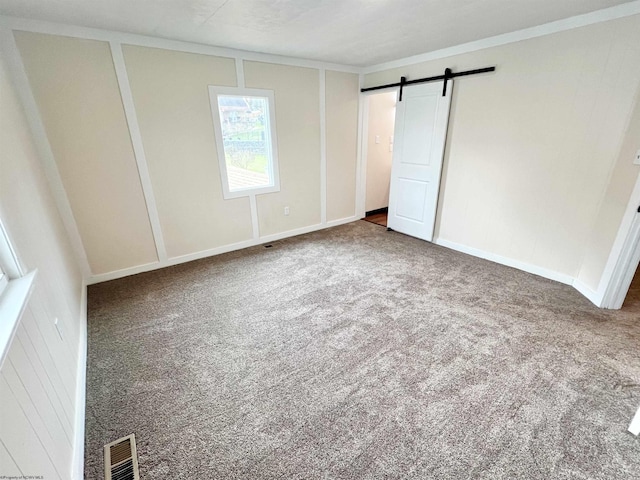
xmin=361 ymin=66 xmax=496 ymax=100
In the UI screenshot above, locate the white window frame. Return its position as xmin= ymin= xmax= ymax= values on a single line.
xmin=0 ymin=217 xmax=36 ymax=368
xmin=208 ymin=86 xmax=281 ymax=199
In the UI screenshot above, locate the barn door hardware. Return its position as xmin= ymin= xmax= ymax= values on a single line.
xmin=361 ymin=66 xmax=496 ymax=100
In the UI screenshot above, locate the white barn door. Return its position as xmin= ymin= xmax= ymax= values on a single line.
xmin=387 ymin=81 xmax=452 ymax=241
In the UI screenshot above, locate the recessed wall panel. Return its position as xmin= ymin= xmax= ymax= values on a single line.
xmin=15 ymin=32 xmax=158 ymax=274
xmin=326 ymin=70 xmax=359 ymax=221
xmin=122 ymin=45 xmax=253 ymax=258
xmin=244 ymin=61 xmax=321 ymax=236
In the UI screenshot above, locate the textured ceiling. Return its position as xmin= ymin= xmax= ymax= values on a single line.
xmin=0 ymin=0 xmax=635 ymax=66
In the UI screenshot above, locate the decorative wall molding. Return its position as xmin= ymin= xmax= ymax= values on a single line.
xmin=3 ymin=5 xmax=638 ymax=303
xmin=72 ymin=282 xmax=87 ymax=480
xmin=355 ymin=73 xmax=368 ymax=219
xmin=320 ymin=68 xmax=327 ymax=224
xmin=249 ymin=195 xmax=260 ymax=240
xmin=109 ymin=41 xmax=168 ymax=263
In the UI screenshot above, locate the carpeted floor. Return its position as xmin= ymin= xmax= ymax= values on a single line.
xmin=85 ymin=221 xmax=640 ymax=479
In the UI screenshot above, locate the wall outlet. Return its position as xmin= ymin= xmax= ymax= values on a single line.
xmin=375 ymin=135 xmax=380 ymax=144
xmin=284 ymin=206 xmax=290 ymax=216
xmin=634 ymin=149 xmax=640 ymax=166
xmin=54 ymin=318 xmax=64 ymax=340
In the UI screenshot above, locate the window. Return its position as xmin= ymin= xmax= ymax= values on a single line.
xmin=208 ymin=87 xmax=280 ymax=199
xmin=0 ymin=218 xmax=21 ymax=290
xmin=0 ymin=217 xmax=36 ymax=367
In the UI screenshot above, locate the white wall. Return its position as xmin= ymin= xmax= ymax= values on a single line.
xmin=364 ymin=14 xmax=640 ymax=283
xmin=365 ymin=91 xmax=396 ymax=212
xmin=0 ymin=49 xmax=85 ymax=479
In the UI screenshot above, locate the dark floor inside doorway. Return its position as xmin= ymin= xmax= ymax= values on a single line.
xmin=364 ymin=208 xmax=387 ymax=227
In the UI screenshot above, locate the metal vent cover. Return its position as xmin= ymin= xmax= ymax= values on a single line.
xmin=104 ymin=434 xmax=140 ymax=480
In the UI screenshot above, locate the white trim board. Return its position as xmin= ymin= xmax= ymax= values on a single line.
xmin=249 ymin=195 xmax=260 ymax=240
xmin=87 ymin=216 xmax=360 ymax=285
xmin=355 ymin=75 xmax=374 ymax=219
xmin=434 ymin=237 xmax=575 ymax=286
xmin=362 ymin=2 xmax=640 ymax=74
xmin=235 ymin=58 xmax=245 ymax=89
xmin=320 ymin=68 xmax=327 ymax=224
xmin=72 ymin=282 xmax=87 ymax=480
xmin=109 ymin=41 xmax=168 ymax=263
xmin=572 ymin=279 xmax=603 ymax=307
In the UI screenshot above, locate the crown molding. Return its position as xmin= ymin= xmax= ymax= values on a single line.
xmin=362 ymin=1 xmax=640 ymax=74
xmin=0 ymin=15 xmax=361 ymax=73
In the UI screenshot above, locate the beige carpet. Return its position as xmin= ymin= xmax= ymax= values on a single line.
xmin=85 ymin=221 xmax=640 ymax=479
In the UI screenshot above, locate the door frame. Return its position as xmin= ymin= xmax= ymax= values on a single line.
xmin=356 ymin=87 xmax=400 ymax=220
xmin=599 ymin=172 xmax=640 ymax=309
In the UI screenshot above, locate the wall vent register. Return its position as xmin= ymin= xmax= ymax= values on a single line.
xmin=104 ymin=434 xmax=140 ymax=480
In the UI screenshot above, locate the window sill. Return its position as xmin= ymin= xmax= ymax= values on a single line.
xmin=222 ymin=184 xmax=280 ymax=200
xmin=0 ymin=269 xmax=37 ymax=367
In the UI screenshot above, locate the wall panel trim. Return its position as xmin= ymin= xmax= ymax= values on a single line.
xmin=355 ymin=75 xmax=368 ymax=219
xmin=320 ymin=68 xmax=327 ymax=224
xmin=109 ymin=41 xmax=168 ymax=263
xmin=71 ymin=282 xmax=87 ymax=480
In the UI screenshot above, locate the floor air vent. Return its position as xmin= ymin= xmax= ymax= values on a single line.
xmin=104 ymin=434 xmax=140 ymax=480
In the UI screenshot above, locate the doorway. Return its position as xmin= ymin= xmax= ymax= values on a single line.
xmin=623 ymin=265 xmax=640 ymax=310
xmin=601 ymin=180 xmax=640 ymax=310
xmin=363 ymin=91 xmax=396 ymax=228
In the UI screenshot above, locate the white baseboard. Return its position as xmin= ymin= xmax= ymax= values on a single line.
xmin=433 ymin=237 xmax=575 ymax=286
xmin=88 ymin=216 xmax=359 ymax=285
xmin=433 ymin=237 xmax=613 ymax=307
xmin=72 ymin=282 xmax=88 ymax=480
xmin=572 ymin=278 xmax=603 ymax=307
